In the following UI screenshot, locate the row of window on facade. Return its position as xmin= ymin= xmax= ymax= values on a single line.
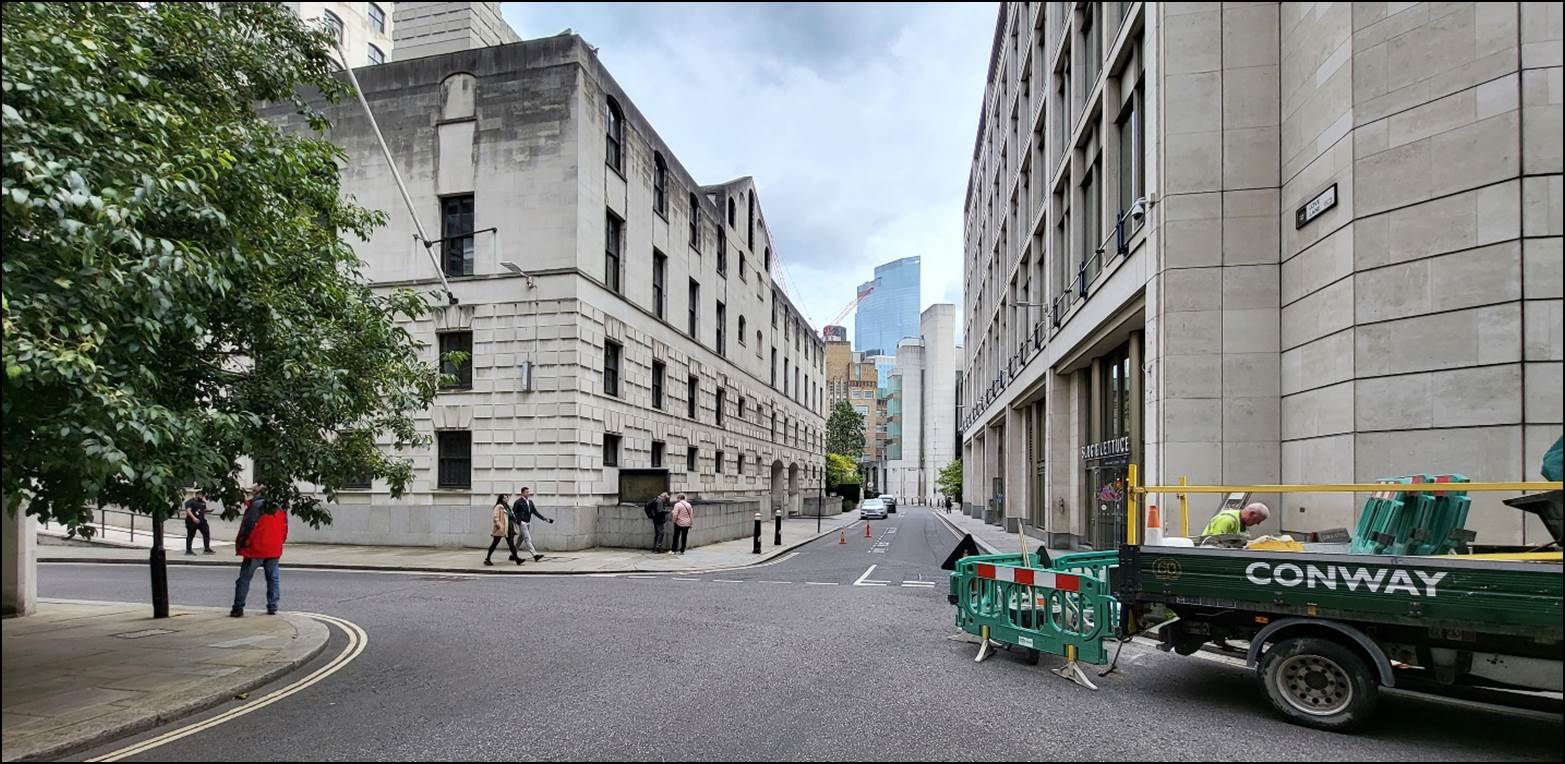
xmin=319 ymin=5 xmax=387 ymax=65
xmin=612 ymin=208 xmax=823 ymax=413
xmin=437 ymin=215 xmax=817 ymax=412
xmin=427 ymin=430 xmax=804 ymax=490
xmin=605 ymin=96 xmax=767 ymax=270
xmin=609 ymin=348 xmax=821 ymax=450
xmin=964 ymin=4 xmax=1145 ymax=406
xmin=431 ymin=326 xmax=820 ymax=440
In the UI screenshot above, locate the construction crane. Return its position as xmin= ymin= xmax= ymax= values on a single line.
xmin=820 ymin=282 xmax=875 ymax=338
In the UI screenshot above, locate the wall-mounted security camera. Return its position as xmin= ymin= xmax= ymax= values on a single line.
xmin=1129 ymin=197 xmax=1148 ymax=221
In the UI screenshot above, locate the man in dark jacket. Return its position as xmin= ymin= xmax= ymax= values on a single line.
xmin=648 ymin=491 xmax=671 ymax=553
xmin=231 ymin=484 xmax=288 ymax=617
xmin=511 ymin=487 xmax=554 ymax=562
xmin=183 ymin=490 xmax=214 ymax=555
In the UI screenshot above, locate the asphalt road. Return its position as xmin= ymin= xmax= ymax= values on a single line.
xmin=42 ymin=508 xmax=1563 ymax=762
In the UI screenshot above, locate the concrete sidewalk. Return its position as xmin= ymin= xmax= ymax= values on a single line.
xmin=930 ymin=506 xmax=1050 ymax=556
xmin=38 ymin=513 xmax=863 ymax=575
xmin=1 ymin=599 xmax=328 ymax=762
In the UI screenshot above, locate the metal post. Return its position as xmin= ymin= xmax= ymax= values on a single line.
xmin=1126 ymin=464 xmax=1139 ymax=546
xmin=752 ymin=513 xmax=762 ymax=554
xmin=774 ymin=510 xmax=783 ymax=546
xmin=1178 ymin=475 xmax=1189 ymax=537
xmin=150 ymin=506 xmax=169 ymax=619
xmin=330 ymin=38 xmax=470 ymax=302
xmin=817 ymin=477 xmax=823 ymax=534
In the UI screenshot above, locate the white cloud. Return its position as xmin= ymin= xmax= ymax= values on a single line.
xmin=502 ymin=2 xmax=992 ymax=340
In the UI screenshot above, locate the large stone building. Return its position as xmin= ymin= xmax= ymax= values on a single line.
xmin=265 ymin=34 xmax=826 ymax=549
xmin=826 ymin=340 xmax=884 ymax=463
xmin=961 ymin=2 xmax=1562 ymax=549
xmin=391 ymin=1 xmax=520 ymax=62
xmin=885 ymin=304 xmax=959 ymax=504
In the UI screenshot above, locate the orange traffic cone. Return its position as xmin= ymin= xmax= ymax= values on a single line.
xmin=1145 ymin=504 xmax=1164 ymax=546
xmin=864 ymin=522 xmax=872 ymax=538
xmin=839 ymin=528 xmax=847 ymax=544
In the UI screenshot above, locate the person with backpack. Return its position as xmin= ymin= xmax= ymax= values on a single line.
xmin=510 ymin=487 xmax=554 ymax=562
xmin=230 ymin=485 xmax=288 ymax=617
xmin=183 ymin=490 xmax=214 ymax=555
xmin=646 ymin=491 xmax=671 ymax=553
xmin=485 ymin=493 xmax=522 ymax=566
xmin=670 ymin=493 xmax=694 ymax=555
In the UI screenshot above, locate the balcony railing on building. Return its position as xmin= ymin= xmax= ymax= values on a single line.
xmin=962 ymin=206 xmax=1141 ymax=433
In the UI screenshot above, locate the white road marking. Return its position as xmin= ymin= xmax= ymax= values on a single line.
xmin=868 ymin=527 xmax=896 ymax=555
xmin=672 ymin=577 xmax=701 ymax=582
xmin=757 ymin=580 xmax=793 ymax=585
xmin=853 ymin=565 xmax=889 ymax=587
xmin=901 ymin=582 xmax=936 ymax=588
xmin=805 ymin=582 xmax=839 ymax=586
xmin=88 ymin=612 xmax=368 ymax=762
xmin=711 ymin=579 xmax=744 ymax=583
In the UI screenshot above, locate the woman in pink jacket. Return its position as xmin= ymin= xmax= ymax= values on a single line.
xmin=670 ymin=493 xmax=694 ymax=555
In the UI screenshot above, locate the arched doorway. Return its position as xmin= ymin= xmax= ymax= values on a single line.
xmin=770 ymin=460 xmax=785 ymax=516
xmin=787 ymin=463 xmax=801 ymax=517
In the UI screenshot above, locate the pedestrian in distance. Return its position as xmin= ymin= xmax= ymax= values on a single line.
xmin=230 ymin=485 xmax=287 ymax=617
xmin=184 ymin=489 xmax=215 ymax=555
xmin=671 ymin=493 xmax=694 ymax=554
xmin=485 ymin=493 xmax=522 ymax=566
xmin=511 ymin=487 xmax=554 ymax=562
xmin=943 ymin=495 xmax=953 ymax=514
xmin=645 ymin=491 xmax=672 ymax=553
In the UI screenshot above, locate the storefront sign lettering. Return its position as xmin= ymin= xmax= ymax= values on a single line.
xmin=1080 ymin=436 xmax=1131 ymax=462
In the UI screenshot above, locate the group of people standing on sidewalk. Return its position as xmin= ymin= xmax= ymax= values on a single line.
xmin=486 ymin=487 xmax=555 ymax=566
xmin=646 ymin=491 xmax=694 ymax=554
xmin=216 ymin=484 xmax=704 ymax=618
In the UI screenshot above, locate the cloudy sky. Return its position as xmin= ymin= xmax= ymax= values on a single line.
xmin=501 ymin=2 xmax=995 ymax=342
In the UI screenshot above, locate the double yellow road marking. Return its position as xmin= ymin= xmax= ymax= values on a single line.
xmin=89 ymin=612 xmax=368 ymax=762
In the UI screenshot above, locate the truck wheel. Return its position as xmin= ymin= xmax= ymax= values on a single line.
xmin=1257 ymin=636 xmax=1379 ymax=732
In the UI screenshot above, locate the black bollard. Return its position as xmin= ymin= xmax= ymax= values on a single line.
xmin=774 ymin=510 xmax=783 ymax=546
xmin=150 ymin=506 xmax=169 ymax=619
xmin=752 ymin=513 xmax=762 ymax=554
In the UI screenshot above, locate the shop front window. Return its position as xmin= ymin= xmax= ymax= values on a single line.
xmin=1085 ymin=341 xmax=1137 ymax=550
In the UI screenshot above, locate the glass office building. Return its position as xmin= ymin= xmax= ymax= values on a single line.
xmin=854 ymin=256 xmax=920 ymax=356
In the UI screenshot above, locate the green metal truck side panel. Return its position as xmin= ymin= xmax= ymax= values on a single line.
xmin=1122 ymin=546 xmax=1562 ymax=638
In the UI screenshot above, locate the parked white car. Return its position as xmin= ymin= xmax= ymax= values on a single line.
xmin=859 ymin=498 xmax=888 ymax=520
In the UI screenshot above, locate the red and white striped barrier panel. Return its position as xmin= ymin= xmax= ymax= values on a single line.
xmin=972 ymin=563 xmax=1081 ymax=593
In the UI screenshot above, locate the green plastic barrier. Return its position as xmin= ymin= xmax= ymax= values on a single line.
xmin=949 ymin=551 xmax=1120 ymax=665
xmin=1353 ymin=474 xmax=1473 ymax=555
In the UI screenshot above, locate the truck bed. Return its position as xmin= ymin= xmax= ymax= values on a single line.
xmin=1116 ymin=545 xmax=1563 ymax=639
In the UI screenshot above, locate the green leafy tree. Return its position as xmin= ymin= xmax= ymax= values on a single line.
xmin=824 ymin=452 xmax=860 ymax=488
xmin=936 ymin=458 xmax=962 ymax=501
xmin=2 ymin=2 xmax=440 ymax=533
xmin=826 ymin=400 xmax=866 ymax=459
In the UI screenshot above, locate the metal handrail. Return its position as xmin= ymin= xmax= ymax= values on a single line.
xmin=42 ymin=506 xmax=155 ymax=542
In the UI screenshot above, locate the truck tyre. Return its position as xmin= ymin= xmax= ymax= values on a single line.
xmin=1257 ymin=636 xmax=1379 ymax=732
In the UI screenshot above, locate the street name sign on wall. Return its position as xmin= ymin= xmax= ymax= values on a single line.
xmin=1295 ymin=183 xmax=1337 ymax=229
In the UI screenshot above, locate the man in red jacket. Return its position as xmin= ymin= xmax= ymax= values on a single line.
xmin=231 ymin=484 xmax=288 ymax=617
